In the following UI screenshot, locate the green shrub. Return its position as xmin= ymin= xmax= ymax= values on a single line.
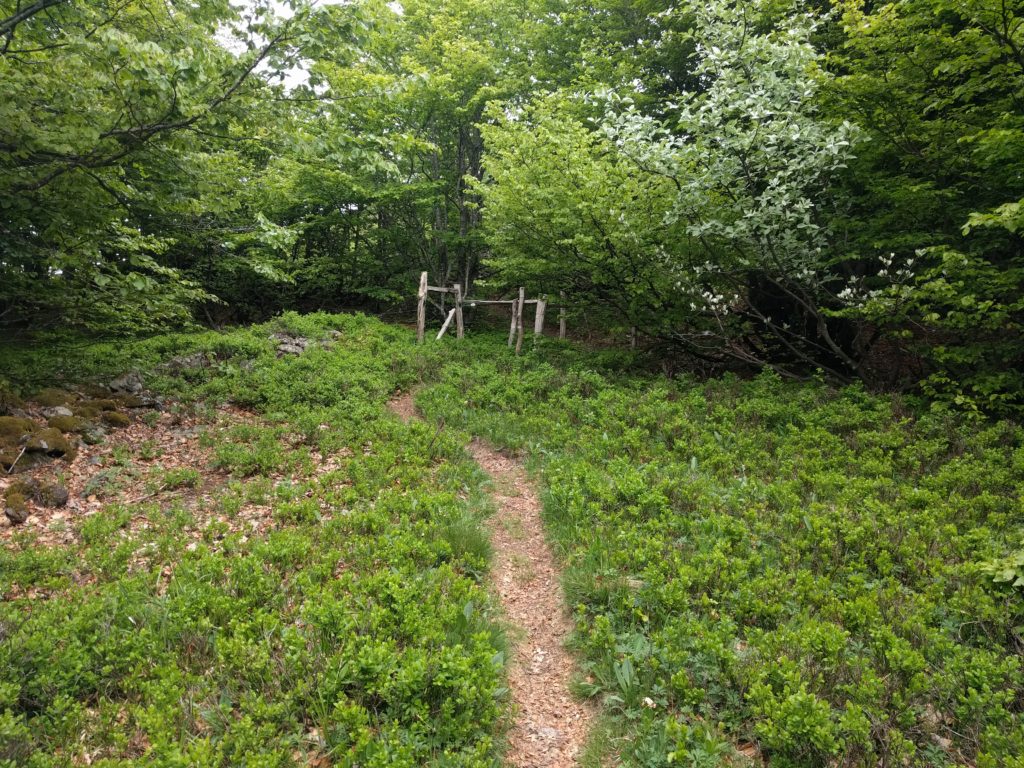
xmin=417 ymin=333 xmax=1024 ymax=767
xmin=0 ymin=314 xmax=505 ymax=766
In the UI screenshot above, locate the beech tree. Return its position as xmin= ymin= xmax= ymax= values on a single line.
xmin=0 ymin=0 xmax=301 ymax=332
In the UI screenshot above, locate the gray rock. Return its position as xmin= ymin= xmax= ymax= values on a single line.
xmin=277 ymin=343 xmax=306 ymax=356
xmin=39 ymin=482 xmax=69 ymax=508
xmin=13 ymin=478 xmax=69 ymax=508
xmin=271 ymin=332 xmax=313 ymax=356
xmin=109 ymin=371 xmax=144 ymax=394
xmin=159 ymin=352 xmax=211 ymax=372
xmin=82 ymin=426 xmax=107 ymax=445
xmin=42 ymin=406 xmax=73 ymax=418
xmin=4 ymin=504 xmax=28 ymax=525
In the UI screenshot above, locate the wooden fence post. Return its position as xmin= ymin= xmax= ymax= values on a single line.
xmin=534 ymin=295 xmax=546 ymax=338
xmin=417 ymin=271 xmax=428 ymax=343
xmin=559 ymin=291 xmax=566 ymax=339
xmin=453 ymin=283 xmax=464 ymax=339
xmin=436 ymin=308 xmax=456 ymax=340
xmin=507 ymin=293 xmax=518 ymax=347
xmin=515 ymin=287 xmax=525 ymax=355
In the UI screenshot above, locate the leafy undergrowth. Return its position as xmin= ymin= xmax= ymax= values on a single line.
xmin=5 ymin=315 xmax=1024 ymax=768
xmin=415 ymin=335 xmax=1024 ymax=768
xmin=0 ymin=314 xmax=506 ymax=767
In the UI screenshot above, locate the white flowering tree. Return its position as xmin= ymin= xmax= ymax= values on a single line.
xmin=597 ymin=0 xmax=862 ymax=376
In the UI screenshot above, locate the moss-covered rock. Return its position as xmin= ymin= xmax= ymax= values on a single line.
xmin=34 ymin=388 xmax=76 ymax=407
xmin=0 ymin=417 xmax=44 ymax=472
xmin=101 ymin=411 xmax=130 ymax=428
xmin=74 ymin=405 xmax=100 ymax=420
xmin=1 ymin=451 xmax=52 ymax=473
xmin=116 ymin=394 xmax=149 ymax=408
xmin=10 ymin=478 xmax=69 ymax=509
xmin=2 ymin=478 xmax=68 ymax=524
xmin=25 ymin=427 xmax=73 ymax=457
xmin=83 ymin=399 xmax=118 ymax=412
xmin=38 ymin=483 xmax=69 ymax=507
xmin=4 ymin=488 xmax=29 ymax=524
xmin=0 ymin=416 xmax=36 ymax=441
xmin=48 ymin=415 xmax=86 ymax=433
xmin=79 ymin=384 xmax=112 ymax=398
xmin=81 ymin=426 xmax=107 ymax=445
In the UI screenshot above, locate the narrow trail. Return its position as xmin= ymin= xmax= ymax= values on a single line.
xmin=388 ymin=392 xmax=594 ymax=768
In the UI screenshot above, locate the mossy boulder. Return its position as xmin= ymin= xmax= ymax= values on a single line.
xmin=4 ymin=488 xmax=29 ymax=524
xmin=74 ymin=399 xmax=120 ymax=420
xmin=116 ymin=394 xmax=149 ymax=408
xmin=80 ymin=384 xmax=113 ymax=398
xmin=81 ymin=426 xmax=107 ymax=445
xmin=101 ymin=411 xmax=130 ymax=428
xmin=74 ymin=404 xmax=100 ymax=420
xmin=82 ymin=399 xmax=118 ymax=412
xmin=25 ymin=428 xmax=73 ymax=457
xmin=10 ymin=478 xmax=69 ymax=508
xmin=0 ymin=417 xmax=42 ymax=472
xmin=3 ymin=479 xmax=69 ymax=524
xmin=0 ymin=416 xmax=36 ymax=442
xmin=48 ymin=415 xmax=87 ymax=433
xmin=34 ymin=388 xmax=76 ymax=408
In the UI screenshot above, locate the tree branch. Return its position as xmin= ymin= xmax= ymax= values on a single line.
xmin=0 ymin=0 xmax=64 ymax=36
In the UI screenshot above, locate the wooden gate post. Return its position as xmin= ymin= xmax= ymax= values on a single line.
xmin=559 ymin=291 xmax=566 ymax=339
xmin=417 ymin=271 xmax=428 ymax=343
xmin=453 ymin=283 xmax=464 ymax=339
xmin=515 ymin=287 xmax=526 ymax=355
xmin=507 ymin=293 xmax=519 ymax=347
xmin=436 ymin=308 xmax=456 ymax=340
xmin=534 ymin=295 xmax=546 ymax=338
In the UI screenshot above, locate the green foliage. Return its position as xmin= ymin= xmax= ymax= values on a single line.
xmin=416 ymin=332 xmax=1024 ymax=767
xmin=478 ymin=0 xmax=868 ymax=379
xmin=4 ymin=0 xmax=1024 ymax=411
xmin=476 ymin=92 xmax=685 ymax=332
xmin=982 ymin=546 xmax=1024 ymax=589
xmin=159 ymin=467 xmax=202 ymax=491
xmin=0 ymin=315 xmax=505 ymax=766
xmin=826 ymin=0 xmax=1024 ymax=410
xmin=0 ymin=0 xmax=294 ymax=333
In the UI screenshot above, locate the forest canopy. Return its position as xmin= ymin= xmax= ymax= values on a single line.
xmin=2 ymin=0 xmax=1023 ymax=412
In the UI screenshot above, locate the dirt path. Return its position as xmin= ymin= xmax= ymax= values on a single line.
xmin=388 ymin=392 xmax=594 ymax=767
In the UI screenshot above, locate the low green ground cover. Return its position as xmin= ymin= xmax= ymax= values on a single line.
xmin=0 ymin=314 xmax=507 ymax=767
xmin=3 ymin=317 xmax=1023 ymax=767
xmin=416 ymin=336 xmax=1024 ymax=768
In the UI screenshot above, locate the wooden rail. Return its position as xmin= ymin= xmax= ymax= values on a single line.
xmin=415 ymin=272 xmax=568 ymax=353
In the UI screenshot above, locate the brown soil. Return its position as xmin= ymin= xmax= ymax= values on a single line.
xmin=388 ymin=391 xmax=594 ymax=767
xmin=0 ymin=405 xmax=254 ymax=548
xmin=2 ymin=399 xmax=358 ymax=601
